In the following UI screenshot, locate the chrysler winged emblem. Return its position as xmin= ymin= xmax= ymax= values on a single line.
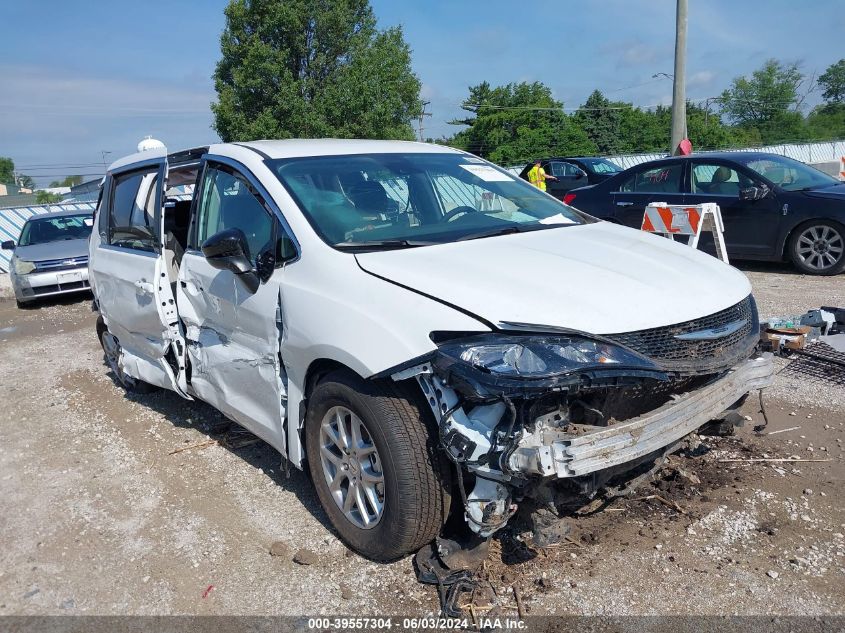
xmin=674 ymin=318 xmax=747 ymax=341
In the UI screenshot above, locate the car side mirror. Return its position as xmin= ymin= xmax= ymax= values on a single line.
xmin=201 ymin=228 xmax=260 ymax=293
xmin=739 ymin=184 xmax=770 ymax=201
xmin=1 ymin=240 xmax=14 ymax=250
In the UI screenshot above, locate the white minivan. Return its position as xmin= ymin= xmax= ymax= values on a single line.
xmin=89 ymin=140 xmax=773 ymax=561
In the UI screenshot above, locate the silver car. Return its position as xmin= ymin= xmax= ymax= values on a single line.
xmin=2 ymin=211 xmax=93 ymax=307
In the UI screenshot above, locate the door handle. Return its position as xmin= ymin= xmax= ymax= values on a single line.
xmin=616 ymin=201 xmax=634 ymax=207
xmin=134 ymin=280 xmax=154 ymax=295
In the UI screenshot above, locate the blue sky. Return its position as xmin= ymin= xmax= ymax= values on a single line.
xmin=1 ymin=0 xmax=843 ymax=185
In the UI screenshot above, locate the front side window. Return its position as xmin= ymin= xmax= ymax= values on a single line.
xmin=109 ymin=170 xmax=158 ymax=251
xmin=197 ymin=166 xmax=274 ymax=264
xmin=691 ymin=164 xmax=752 ymax=196
xmin=268 ymin=153 xmax=587 ymax=248
xmin=18 ymin=214 xmax=93 ymax=246
xmin=620 ymin=164 xmax=683 ymax=193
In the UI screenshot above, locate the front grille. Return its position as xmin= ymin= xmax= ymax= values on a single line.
xmin=31 ymin=280 xmax=90 ymax=295
xmin=35 ymin=257 xmax=89 ymax=272
xmin=607 ymin=295 xmax=758 ymax=374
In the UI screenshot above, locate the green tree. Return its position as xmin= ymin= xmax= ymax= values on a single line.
xmin=0 ymin=157 xmax=14 ymax=185
xmin=448 ymin=81 xmax=595 ymax=164
xmin=573 ymin=90 xmax=627 ymax=154
xmin=48 ymin=175 xmax=83 ymax=188
xmin=818 ymin=59 xmax=845 ymax=105
xmin=211 ymin=0 xmax=421 ymax=141
xmin=36 ymin=191 xmax=63 ymax=204
xmin=806 ymin=103 xmax=845 ymax=139
xmin=718 ymin=59 xmax=808 ymax=144
xmin=617 ymin=106 xmax=668 ymax=153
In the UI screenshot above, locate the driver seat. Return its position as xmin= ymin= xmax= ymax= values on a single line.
xmin=346 ymin=181 xmax=392 ymax=216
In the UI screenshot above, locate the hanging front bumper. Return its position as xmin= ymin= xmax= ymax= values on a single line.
xmin=507 ymin=353 xmax=774 ymax=478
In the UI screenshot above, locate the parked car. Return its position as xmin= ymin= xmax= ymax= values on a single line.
xmin=563 ymin=152 xmax=845 ymax=275
xmin=518 ymin=156 xmax=621 ymax=200
xmin=2 ymin=210 xmax=94 ymax=307
xmin=89 ymin=140 xmax=772 ymax=561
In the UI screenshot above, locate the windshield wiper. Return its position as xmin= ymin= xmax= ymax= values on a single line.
xmin=335 ymin=238 xmax=437 ymax=250
xmin=454 ymin=224 xmax=550 ymax=242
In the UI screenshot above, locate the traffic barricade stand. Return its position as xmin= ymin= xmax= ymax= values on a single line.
xmin=641 ymin=202 xmax=729 ymax=264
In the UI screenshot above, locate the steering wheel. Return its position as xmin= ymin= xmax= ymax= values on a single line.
xmin=442 ymin=205 xmax=501 ymax=223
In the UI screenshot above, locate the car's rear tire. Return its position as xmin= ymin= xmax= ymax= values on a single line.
xmin=304 ymin=369 xmax=451 ymax=561
xmin=96 ymin=316 xmax=157 ymax=394
xmin=788 ymin=219 xmax=845 ymax=275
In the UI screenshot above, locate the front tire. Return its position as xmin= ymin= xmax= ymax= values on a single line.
xmin=788 ymin=220 xmax=845 ymax=275
xmin=305 ymin=369 xmax=451 ymax=561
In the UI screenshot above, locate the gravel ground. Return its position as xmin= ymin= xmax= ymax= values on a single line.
xmin=0 ymin=263 xmax=843 ymax=618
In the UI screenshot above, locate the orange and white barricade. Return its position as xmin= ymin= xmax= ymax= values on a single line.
xmin=642 ymin=202 xmax=729 ymax=263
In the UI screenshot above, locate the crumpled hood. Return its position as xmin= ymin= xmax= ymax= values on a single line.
xmin=12 ymin=239 xmax=89 ymax=263
xmin=356 ymin=222 xmax=751 ymax=334
xmin=799 ymin=183 xmax=845 ymax=201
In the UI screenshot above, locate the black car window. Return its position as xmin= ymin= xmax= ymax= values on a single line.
xmin=619 ymin=164 xmax=683 ymax=193
xmin=580 ymin=158 xmax=620 ymax=174
xmin=549 ymin=161 xmax=580 ymax=178
xmin=691 ymin=164 xmax=753 ymax=196
xmin=109 ymin=170 xmax=159 ymax=251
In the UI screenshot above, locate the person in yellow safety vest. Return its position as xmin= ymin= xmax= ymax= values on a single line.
xmin=526 ymin=160 xmax=557 ymax=192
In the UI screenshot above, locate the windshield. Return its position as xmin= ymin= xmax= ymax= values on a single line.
xmin=18 ymin=214 xmax=94 ymax=246
xmin=268 ymin=153 xmax=588 ymax=248
xmin=735 ymin=154 xmax=839 ymax=192
xmin=579 ymin=158 xmax=621 ymax=174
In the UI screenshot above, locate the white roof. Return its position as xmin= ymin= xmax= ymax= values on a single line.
xmin=107 ymin=139 xmax=466 ymax=173
xmin=107 ymin=146 xmax=167 ymax=172
xmin=221 ymin=138 xmax=466 ymax=160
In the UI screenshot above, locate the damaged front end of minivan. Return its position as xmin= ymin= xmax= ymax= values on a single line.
xmin=391 ymin=295 xmax=774 ymax=542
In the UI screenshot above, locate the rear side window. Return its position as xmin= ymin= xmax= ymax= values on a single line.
xmin=109 ymin=170 xmax=159 ymax=251
xmin=619 ymin=164 xmax=683 ymax=193
xmin=549 ymin=161 xmax=580 ymax=177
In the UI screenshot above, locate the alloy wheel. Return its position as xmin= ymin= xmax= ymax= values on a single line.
xmin=796 ymin=224 xmax=844 ymax=272
xmin=318 ymin=405 xmax=385 ymax=529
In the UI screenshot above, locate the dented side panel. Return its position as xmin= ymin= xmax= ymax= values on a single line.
xmin=177 ymin=252 xmax=287 ymax=450
xmin=89 ymin=160 xmax=184 ymax=393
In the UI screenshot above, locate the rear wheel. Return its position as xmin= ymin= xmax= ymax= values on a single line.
xmin=96 ymin=316 xmax=157 ymax=393
xmin=788 ymin=220 xmax=845 ymax=275
xmin=305 ymin=369 xmax=451 ymax=561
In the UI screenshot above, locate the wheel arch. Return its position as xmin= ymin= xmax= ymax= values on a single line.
xmin=295 ymin=357 xmax=434 ymax=465
xmin=781 ymin=216 xmax=845 ymax=260
xmin=294 ymin=358 xmax=365 ymax=467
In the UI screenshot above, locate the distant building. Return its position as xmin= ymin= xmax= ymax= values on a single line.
xmin=64 ymin=178 xmax=101 ymax=203
xmin=0 ymin=183 xmax=38 ymax=208
xmin=0 ymin=183 xmax=33 ymax=195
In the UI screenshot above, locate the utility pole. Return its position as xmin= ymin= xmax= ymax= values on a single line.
xmin=670 ymin=0 xmax=687 ymax=155
xmin=418 ymin=101 xmax=432 ymax=142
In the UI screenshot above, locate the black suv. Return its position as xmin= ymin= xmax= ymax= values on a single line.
xmin=518 ymin=156 xmax=621 ymax=201
xmin=564 ymin=152 xmax=845 ymax=275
